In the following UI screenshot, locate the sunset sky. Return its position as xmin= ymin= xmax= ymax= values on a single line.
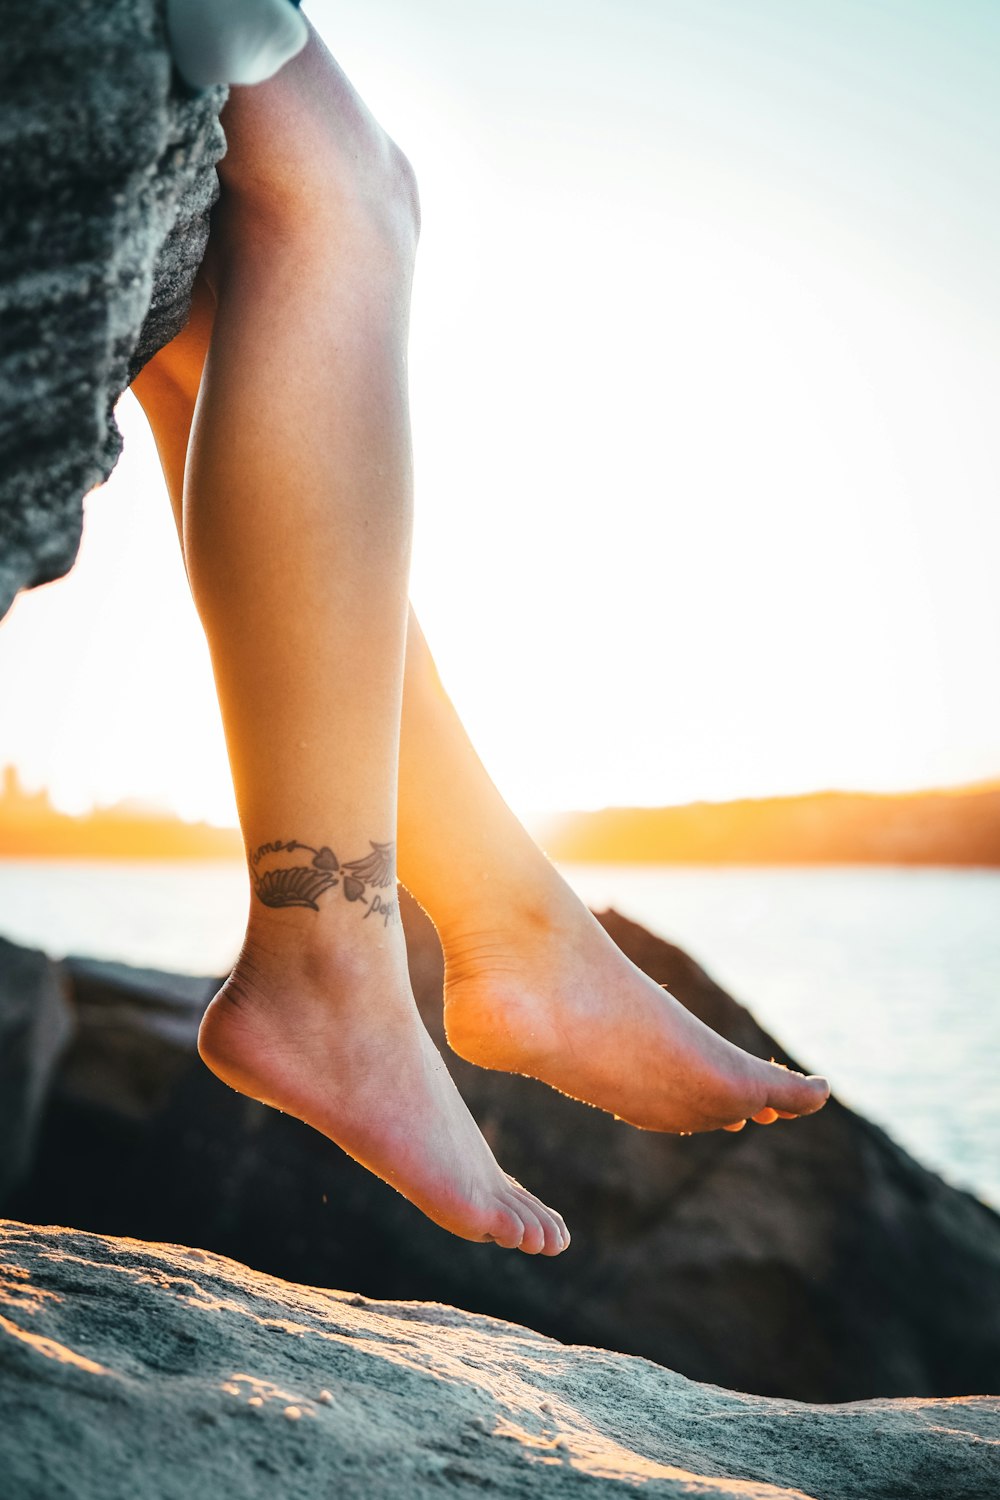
xmin=1 ymin=0 xmax=999 ymax=825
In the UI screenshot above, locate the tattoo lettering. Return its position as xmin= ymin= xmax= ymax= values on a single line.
xmin=364 ymin=892 xmax=400 ymax=928
xmin=250 ymin=838 xmax=398 ymax=921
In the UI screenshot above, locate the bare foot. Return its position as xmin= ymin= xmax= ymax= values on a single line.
xmin=442 ymin=878 xmax=830 ymax=1135
xmin=199 ymin=920 xmax=569 ymax=1254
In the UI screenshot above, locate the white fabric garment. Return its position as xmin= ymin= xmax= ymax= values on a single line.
xmin=166 ymin=0 xmax=308 ymax=88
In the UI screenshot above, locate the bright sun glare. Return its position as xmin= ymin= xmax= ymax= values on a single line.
xmin=1 ymin=0 xmax=999 ymax=824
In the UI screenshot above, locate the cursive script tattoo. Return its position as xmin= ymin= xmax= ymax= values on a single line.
xmin=250 ymin=838 xmax=398 ymax=921
xmin=363 ymin=892 xmax=401 ymax=928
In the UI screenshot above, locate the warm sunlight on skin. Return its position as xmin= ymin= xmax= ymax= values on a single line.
xmin=1 ymin=0 xmax=999 ymax=824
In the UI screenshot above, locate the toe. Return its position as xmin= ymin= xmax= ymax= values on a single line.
xmin=762 ymin=1062 xmax=831 ymax=1117
xmin=536 ymin=1204 xmax=571 ymax=1256
xmin=508 ymin=1180 xmax=569 ymax=1255
xmin=723 ymin=1119 xmax=747 ymax=1132
xmin=547 ymin=1209 xmax=571 ymax=1255
xmin=485 ymin=1203 xmax=526 ymax=1250
xmin=515 ymin=1208 xmax=547 ymax=1256
xmin=752 ymin=1107 xmax=779 ymax=1125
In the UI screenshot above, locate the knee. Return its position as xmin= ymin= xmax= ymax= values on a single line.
xmin=387 ymin=140 xmax=421 ymax=245
xmin=302 ymin=132 xmax=420 ymax=274
xmin=218 ymin=103 xmax=420 ymax=267
xmin=369 ymin=136 xmax=421 ymax=254
xmin=302 ymin=119 xmax=421 ymax=254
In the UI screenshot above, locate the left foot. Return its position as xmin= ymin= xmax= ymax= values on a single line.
xmin=442 ymin=875 xmax=830 ymax=1134
xmin=199 ymin=919 xmax=571 ymax=1254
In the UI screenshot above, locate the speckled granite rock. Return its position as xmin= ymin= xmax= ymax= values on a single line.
xmin=6 ymin=897 xmax=1000 ymax=1403
xmin=1 ymin=1221 xmax=995 ymax=1500
xmin=0 ymin=0 xmax=227 ymax=619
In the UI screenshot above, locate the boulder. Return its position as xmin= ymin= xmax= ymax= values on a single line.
xmin=5 ymin=896 xmax=999 ymax=1403
xmin=0 ymin=0 xmax=227 ymax=618
xmin=55 ymin=955 xmax=214 ymax=1118
xmin=0 ymin=1220 xmax=995 ymax=1500
xmin=0 ymin=936 xmax=74 ymax=1201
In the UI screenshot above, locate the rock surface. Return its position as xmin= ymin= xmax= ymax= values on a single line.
xmin=0 ymin=937 xmax=74 ymax=1203
xmin=0 ymin=0 xmax=227 ymax=618
xmin=1 ymin=1220 xmax=996 ymax=1500
xmin=6 ymin=896 xmax=1000 ymax=1404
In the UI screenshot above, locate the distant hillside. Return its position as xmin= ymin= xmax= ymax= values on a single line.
xmin=536 ymin=786 xmax=1000 ymax=866
xmin=0 ymin=767 xmax=242 ymax=860
xmin=4 ymin=765 xmax=999 ymax=865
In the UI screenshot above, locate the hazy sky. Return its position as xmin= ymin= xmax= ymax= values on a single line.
xmin=2 ymin=0 xmax=999 ymax=822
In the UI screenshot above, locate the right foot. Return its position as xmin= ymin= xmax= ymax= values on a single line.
xmin=198 ymin=920 xmax=569 ymax=1255
xmin=440 ymin=873 xmax=831 ymax=1136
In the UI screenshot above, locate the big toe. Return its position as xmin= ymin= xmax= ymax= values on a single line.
xmin=762 ymin=1062 xmax=830 ymax=1117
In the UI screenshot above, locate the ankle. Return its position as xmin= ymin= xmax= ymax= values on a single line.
xmin=237 ymin=906 xmax=409 ymax=991
xmin=436 ymin=868 xmax=581 ymax=972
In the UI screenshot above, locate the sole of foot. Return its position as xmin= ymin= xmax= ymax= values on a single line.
xmin=198 ymin=946 xmax=570 ymax=1256
xmin=443 ymin=903 xmax=830 ymax=1136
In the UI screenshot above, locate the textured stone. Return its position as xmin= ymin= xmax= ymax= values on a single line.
xmin=0 ymin=0 xmax=227 ymax=618
xmin=0 ymin=1221 xmax=996 ymax=1500
xmin=0 ymin=936 xmax=73 ymax=1200
xmin=56 ymin=956 xmax=215 ymax=1119
xmin=6 ymin=897 xmax=1000 ymax=1403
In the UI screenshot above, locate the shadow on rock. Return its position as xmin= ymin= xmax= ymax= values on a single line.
xmin=3 ymin=897 xmax=999 ymax=1403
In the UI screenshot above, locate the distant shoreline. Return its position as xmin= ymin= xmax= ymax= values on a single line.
xmin=0 ymin=826 xmax=244 ymax=860
xmin=0 ymin=764 xmax=245 ymax=861
xmin=2 ymin=769 xmax=998 ymax=866
xmin=0 ymin=852 xmax=245 ymax=862
xmin=534 ymin=785 xmax=1000 ymax=867
xmin=2 ymin=854 xmax=999 ymax=869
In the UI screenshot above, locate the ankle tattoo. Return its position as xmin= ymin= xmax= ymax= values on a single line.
xmin=250 ymin=838 xmax=400 ymax=925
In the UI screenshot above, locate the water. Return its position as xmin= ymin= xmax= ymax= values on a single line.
xmin=0 ymin=860 xmax=997 ymax=1208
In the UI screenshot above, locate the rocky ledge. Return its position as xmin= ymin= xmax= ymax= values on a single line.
xmin=1 ymin=1220 xmax=996 ymax=1500
xmin=4 ymin=895 xmax=1000 ymax=1404
xmin=0 ymin=0 xmax=227 ymax=618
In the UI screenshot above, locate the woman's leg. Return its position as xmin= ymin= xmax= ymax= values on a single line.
xmin=140 ymin=313 xmax=828 ymax=1144
xmin=136 ymin=50 xmax=828 ymax=1143
xmin=400 ymin=622 xmax=829 ymax=1133
xmin=133 ymin=32 xmax=567 ymax=1254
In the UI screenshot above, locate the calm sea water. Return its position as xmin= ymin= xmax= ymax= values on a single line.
xmin=0 ymin=860 xmax=997 ymax=1208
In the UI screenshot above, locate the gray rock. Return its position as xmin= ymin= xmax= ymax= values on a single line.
xmin=0 ymin=0 xmax=227 ymax=618
xmin=0 ymin=1220 xmax=995 ymax=1500
xmin=0 ymin=936 xmax=74 ymax=1200
xmin=58 ymin=956 xmax=214 ymax=1118
xmin=6 ymin=897 xmax=1000 ymax=1403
